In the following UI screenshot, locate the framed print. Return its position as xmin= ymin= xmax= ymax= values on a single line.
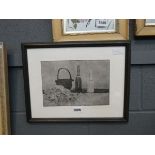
xmin=135 ymin=19 xmax=155 ymax=36
xmin=0 ymin=43 xmax=10 ymax=134
xmin=22 ymin=42 xmax=130 ymax=122
xmin=52 ymin=19 xmax=129 ymax=42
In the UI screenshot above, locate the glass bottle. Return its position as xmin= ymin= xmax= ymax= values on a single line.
xmin=75 ymin=65 xmax=82 ymax=93
xmin=87 ymin=70 xmax=94 ymax=93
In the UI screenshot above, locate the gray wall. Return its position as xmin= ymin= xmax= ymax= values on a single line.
xmin=1 ymin=19 xmax=155 ymax=134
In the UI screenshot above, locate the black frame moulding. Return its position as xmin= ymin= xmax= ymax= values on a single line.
xmin=22 ymin=41 xmax=131 ymax=123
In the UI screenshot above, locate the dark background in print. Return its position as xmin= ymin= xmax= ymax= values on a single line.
xmin=41 ymin=60 xmax=110 ymax=106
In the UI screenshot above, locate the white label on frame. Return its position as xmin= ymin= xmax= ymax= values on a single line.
xmin=95 ymin=19 xmax=108 ymax=28
xmin=112 ymin=49 xmax=124 ymax=55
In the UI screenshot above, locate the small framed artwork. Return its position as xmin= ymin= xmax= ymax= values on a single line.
xmin=0 ymin=42 xmax=10 ymax=134
xmin=136 ymin=19 xmax=155 ymax=37
xmin=22 ymin=42 xmax=130 ymax=122
xmin=52 ymin=19 xmax=129 ymax=42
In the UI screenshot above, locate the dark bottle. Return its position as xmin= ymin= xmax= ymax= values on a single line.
xmin=75 ymin=65 xmax=82 ymax=93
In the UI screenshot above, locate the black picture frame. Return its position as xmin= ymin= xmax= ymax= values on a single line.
xmin=22 ymin=41 xmax=130 ymax=122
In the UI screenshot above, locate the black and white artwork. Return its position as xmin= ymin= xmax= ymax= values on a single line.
xmin=63 ymin=19 xmax=116 ymax=34
xmin=41 ymin=60 xmax=110 ymax=107
xmin=23 ymin=44 xmax=129 ymax=121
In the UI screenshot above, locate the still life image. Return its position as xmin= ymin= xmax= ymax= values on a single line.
xmin=41 ymin=60 xmax=110 ymax=107
xmin=22 ymin=43 xmax=129 ymax=121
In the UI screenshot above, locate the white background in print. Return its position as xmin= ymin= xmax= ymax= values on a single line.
xmin=27 ymin=46 xmax=125 ymax=118
xmin=63 ymin=19 xmax=116 ymax=34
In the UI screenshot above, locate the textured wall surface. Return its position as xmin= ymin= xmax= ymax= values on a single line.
xmin=0 ymin=19 xmax=155 ymax=134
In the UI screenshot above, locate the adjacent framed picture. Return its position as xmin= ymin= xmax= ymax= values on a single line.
xmin=0 ymin=42 xmax=10 ymax=134
xmin=135 ymin=19 xmax=155 ymax=37
xmin=52 ymin=19 xmax=129 ymax=42
xmin=22 ymin=42 xmax=130 ymax=122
